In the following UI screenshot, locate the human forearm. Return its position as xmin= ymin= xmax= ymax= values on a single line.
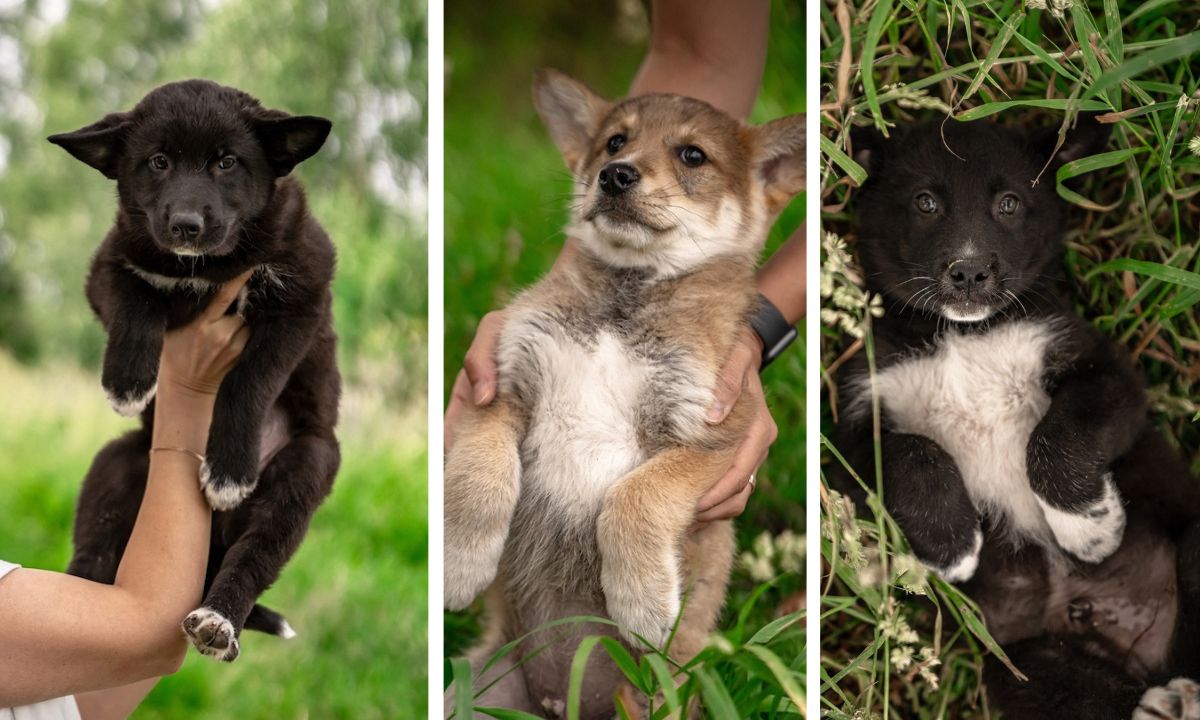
xmin=758 ymin=229 xmax=805 ymax=324
xmin=631 ymin=0 xmax=769 ymax=121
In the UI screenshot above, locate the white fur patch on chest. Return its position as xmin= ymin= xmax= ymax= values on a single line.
xmin=498 ymin=310 xmax=710 ymax=524
xmin=855 ymin=320 xmax=1063 ymax=545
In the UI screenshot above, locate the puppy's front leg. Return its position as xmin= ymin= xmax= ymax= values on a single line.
xmin=444 ymin=400 xmax=525 ymax=610
xmin=201 ymin=311 xmax=320 ymax=510
xmin=1027 ymin=332 xmax=1144 ymax=563
xmin=87 ymin=262 xmax=168 ymax=416
xmin=597 ymin=447 xmax=733 ymax=649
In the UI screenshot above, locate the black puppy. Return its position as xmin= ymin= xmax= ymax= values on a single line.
xmin=49 ymin=79 xmax=341 ymax=662
xmin=834 ymin=116 xmax=1200 ymax=718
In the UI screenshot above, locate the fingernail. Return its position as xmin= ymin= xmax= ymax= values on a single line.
xmin=473 ymin=381 xmax=493 ymax=405
xmin=706 ymin=403 xmax=726 ymax=423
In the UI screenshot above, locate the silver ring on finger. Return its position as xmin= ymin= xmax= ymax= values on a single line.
xmin=748 ymin=472 xmax=757 ymax=493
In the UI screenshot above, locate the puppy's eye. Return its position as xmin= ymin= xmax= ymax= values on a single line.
xmin=606 ymin=134 xmax=626 ymax=155
xmin=679 ymin=145 xmax=707 ymax=167
xmin=149 ymin=154 xmax=169 ymax=171
xmin=914 ymin=192 xmax=939 ymax=214
xmin=997 ymin=193 xmax=1020 ymax=215
xmin=217 ymin=155 xmax=237 ymax=170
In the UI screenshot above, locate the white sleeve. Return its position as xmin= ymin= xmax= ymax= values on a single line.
xmin=0 ymin=560 xmax=20 ymax=582
xmin=0 ymin=561 xmax=82 ymax=720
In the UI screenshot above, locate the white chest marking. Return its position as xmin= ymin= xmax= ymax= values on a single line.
xmin=855 ymin=321 xmax=1062 ymax=545
xmin=127 ymin=263 xmax=285 ymax=317
xmin=501 ymin=324 xmax=651 ymax=523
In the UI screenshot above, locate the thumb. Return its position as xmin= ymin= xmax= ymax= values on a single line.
xmin=706 ymin=350 xmax=750 ymax=424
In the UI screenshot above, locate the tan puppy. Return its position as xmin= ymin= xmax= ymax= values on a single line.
xmin=445 ymin=68 xmax=804 ymax=718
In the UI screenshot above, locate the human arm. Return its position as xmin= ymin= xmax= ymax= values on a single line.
xmin=0 ymin=271 xmax=251 ymax=709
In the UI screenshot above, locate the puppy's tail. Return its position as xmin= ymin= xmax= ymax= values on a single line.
xmin=244 ymin=603 xmax=297 ymax=639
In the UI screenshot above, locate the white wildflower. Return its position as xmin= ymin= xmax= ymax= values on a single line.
xmin=892 ymin=553 xmax=930 ymax=596
xmin=1188 ymin=136 xmax=1200 ymax=157
xmin=891 ymin=645 xmax=915 ymax=671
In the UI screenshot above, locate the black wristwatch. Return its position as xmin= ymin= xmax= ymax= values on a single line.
xmin=749 ymin=293 xmax=797 ymax=370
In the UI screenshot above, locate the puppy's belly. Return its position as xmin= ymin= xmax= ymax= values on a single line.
xmin=860 ymin=320 xmax=1062 ymax=545
xmin=258 ymin=403 xmax=291 ymax=473
xmin=507 ymin=328 xmax=652 ymax=521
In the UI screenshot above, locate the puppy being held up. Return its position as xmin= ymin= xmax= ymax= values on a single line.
xmin=444 ymin=69 xmax=804 ymax=718
xmin=49 ymin=79 xmax=341 ymax=662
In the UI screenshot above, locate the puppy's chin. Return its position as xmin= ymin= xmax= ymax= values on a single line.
xmin=939 ymin=301 xmax=996 ymax=324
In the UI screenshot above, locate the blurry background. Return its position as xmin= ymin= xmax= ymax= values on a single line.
xmin=819 ymin=2 xmax=1200 ymax=717
xmin=444 ymin=0 xmax=805 ymax=711
xmin=0 ymin=0 xmax=428 ymax=716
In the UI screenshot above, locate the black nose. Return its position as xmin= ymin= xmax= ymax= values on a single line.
xmin=168 ymin=212 xmax=203 ymax=242
xmin=946 ymin=256 xmax=995 ymax=291
xmin=598 ymin=163 xmax=640 ymax=196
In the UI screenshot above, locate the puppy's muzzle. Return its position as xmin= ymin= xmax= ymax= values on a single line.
xmin=598 ymin=162 xmax=640 ymax=197
xmin=944 ymin=256 xmax=997 ymax=294
xmin=169 ymin=212 xmax=204 ymax=243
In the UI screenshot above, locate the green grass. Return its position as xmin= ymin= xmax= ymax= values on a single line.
xmin=444 ymin=0 xmax=805 ymax=715
xmin=819 ymin=1 xmax=1200 ymax=717
xmin=0 ymin=355 xmax=428 ymax=718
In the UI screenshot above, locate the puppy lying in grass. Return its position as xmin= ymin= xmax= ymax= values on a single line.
xmin=835 ymin=115 xmax=1200 ymax=719
xmin=444 ymin=69 xmax=804 ymax=717
xmin=49 ymin=80 xmax=341 ymax=662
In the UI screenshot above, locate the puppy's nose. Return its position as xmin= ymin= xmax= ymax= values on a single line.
xmin=598 ymin=162 xmax=640 ymax=196
xmin=946 ymin=256 xmax=995 ymax=291
xmin=168 ymin=212 xmax=204 ymax=242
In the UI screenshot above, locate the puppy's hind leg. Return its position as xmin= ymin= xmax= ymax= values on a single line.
xmin=186 ymin=433 xmax=339 ymax=662
xmin=597 ymin=447 xmax=734 ymax=649
xmin=984 ymin=635 xmax=1145 ymax=720
xmin=444 ymin=401 xmax=524 ymax=610
xmin=67 ymin=429 xmax=152 ymax=582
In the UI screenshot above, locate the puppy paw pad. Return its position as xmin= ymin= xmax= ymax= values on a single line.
xmin=183 ymin=607 xmax=240 ymax=663
xmin=1134 ymin=678 xmax=1200 ymax=720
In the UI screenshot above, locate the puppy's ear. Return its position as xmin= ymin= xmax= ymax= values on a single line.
xmin=751 ymin=114 xmax=805 ymax=214
xmin=532 ymin=68 xmax=612 ymax=170
xmin=254 ymin=114 xmax=332 ymax=177
xmin=1035 ymin=111 xmax=1113 ymax=167
xmin=849 ymin=125 xmax=888 ymax=180
xmin=47 ymin=112 xmax=132 ymax=179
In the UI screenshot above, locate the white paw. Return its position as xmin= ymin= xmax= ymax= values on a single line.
xmin=928 ymin=528 xmax=984 ymax=583
xmin=105 ymin=382 xmax=157 ymax=417
xmin=183 ymin=607 xmax=240 ymax=662
xmin=199 ymin=462 xmax=257 ymax=511
xmin=604 ymin=551 xmax=681 ymax=648
xmin=278 ymin=619 xmax=297 ymax=639
xmin=1039 ymin=473 xmax=1126 ymax=564
xmin=1134 ymin=678 xmax=1200 ymax=720
xmin=443 ymin=534 xmax=504 ymax=611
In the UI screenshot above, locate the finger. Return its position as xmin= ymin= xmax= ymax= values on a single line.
xmin=226 ymin=325 xmax=252 ymax=358
xmin=203 ymin=268 xmax=255 ymax=322
xmin=693 ymin=481 xmax=754 ymax=525
xmin=209 ymin=313 xmax=247 ymax=342
xmin=706 ymin=342 xmax=754 ymax=423
xmin=696 ymin=459 xmax=750 ymax=513
xmin=444 ymin=370 xmax=472 ymax=450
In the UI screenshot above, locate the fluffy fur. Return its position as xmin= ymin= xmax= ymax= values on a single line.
xmin=49 ymin=80 xmax=341 ymax=661
xmin=832 ymin=115 xmax=1200 ymax=718
xmin=444 ymin=69 xmax=804 ymax=718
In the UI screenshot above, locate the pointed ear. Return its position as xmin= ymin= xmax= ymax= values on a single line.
xmin=849 ymin=125 xmax=888 ymax=181
xmin=751 ymin=114 xmax=805 ymax=214
xmin=254 ymin=114 xmax=332 ymax=176
xmin=532 ymin=68 xmax=612 ymax=170
xmin=1034 ymin=111 xmax=1113 ymax=167
xmin=47 ymin=112 xmax=132 ymax=179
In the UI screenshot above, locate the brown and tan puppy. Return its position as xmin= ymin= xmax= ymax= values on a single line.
xmin=444 ymin=68 xmax=804 ymax=718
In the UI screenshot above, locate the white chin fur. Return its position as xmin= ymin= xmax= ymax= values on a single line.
xmin=940 ymin=304 xmax=994 ymax=323
xmin=173 ymin=247 xmax=204 ymax=257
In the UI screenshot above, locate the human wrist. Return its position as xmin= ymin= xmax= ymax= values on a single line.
xmin=152 ymin=384 xmax=216 ymax=456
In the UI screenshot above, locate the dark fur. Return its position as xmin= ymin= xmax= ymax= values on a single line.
xmin=832 ymin=116 xmax=1200 ymax=717
xmin=49 ymin=80 xmax=341 ymax=658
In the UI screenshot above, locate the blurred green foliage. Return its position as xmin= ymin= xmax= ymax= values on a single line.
xmin=443 ymin=0 xmax=806 ymax=704
xmin=0 ymin=0 xmax=429 ymax=716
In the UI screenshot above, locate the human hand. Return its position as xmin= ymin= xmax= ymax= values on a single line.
xmin=158 ymin=270 xmax=253 ymax=400
xmin=694 ymin=327 xmax=778 ymax=525
xmin=444 ymin=310 xmax=507 ymax=450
